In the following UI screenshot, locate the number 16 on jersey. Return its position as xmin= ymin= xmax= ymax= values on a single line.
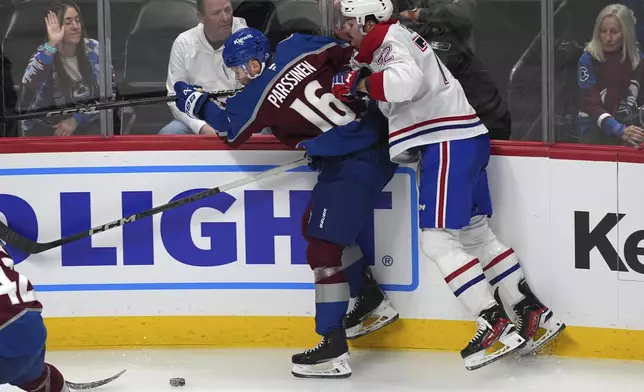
xmin=290 ymin=80 xmax=357 ymax=132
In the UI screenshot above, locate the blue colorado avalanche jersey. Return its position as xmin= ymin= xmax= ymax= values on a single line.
xmin=203 ymin=34 xmax=387 ymax=157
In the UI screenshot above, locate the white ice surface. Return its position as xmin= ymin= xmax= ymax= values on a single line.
xmin=2 ymin=348 xmax=644 ymax=392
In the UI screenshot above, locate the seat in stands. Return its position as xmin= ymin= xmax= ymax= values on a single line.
xmin=121 ymin=0 xmax=199 ymax=96
xmin=120 ymin=0 xmax=198 ymax=134
xmin=233 ymin=0 xmax=274 ymax=32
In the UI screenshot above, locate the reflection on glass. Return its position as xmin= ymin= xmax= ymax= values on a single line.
xmin=485 ymin=0 xmax=543 ymax=142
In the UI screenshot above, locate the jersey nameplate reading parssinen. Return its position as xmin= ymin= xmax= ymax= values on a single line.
xmin=267 ymin=60 xmax=318 ymax=108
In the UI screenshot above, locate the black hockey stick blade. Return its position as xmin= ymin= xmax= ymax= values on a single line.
xmin=0 ymin=157 xmax=309 ymax=255
xmin=66 ymin=369 xmax=126 ymax=390
xmin=0 ymin=88 xmax=242 ymax=122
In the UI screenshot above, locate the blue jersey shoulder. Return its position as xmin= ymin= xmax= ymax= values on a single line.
xmin=578 ymin=51 xmax=597 ymax=89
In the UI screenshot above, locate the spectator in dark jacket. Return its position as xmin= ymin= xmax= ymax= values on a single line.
xmin=397 ymin=0 xmax=512 ymax=140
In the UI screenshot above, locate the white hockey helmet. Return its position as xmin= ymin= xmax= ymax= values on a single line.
xmin=340 ymin=0 xmax=394 ymax=29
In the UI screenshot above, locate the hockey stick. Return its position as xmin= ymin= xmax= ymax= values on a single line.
xmin=0 ymin=88 xmax=242 ymax=122
xmin=66 ymin=369 xmax=126 ymax=390
xmin=0 ymin=157 xmax=310 ymax=254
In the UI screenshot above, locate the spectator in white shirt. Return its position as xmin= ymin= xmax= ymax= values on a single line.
xmin=159 ymin=0 xmax=247 ymax=135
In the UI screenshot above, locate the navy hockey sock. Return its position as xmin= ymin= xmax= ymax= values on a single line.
xmin=344 ymin=255 xmax=367 ymax=298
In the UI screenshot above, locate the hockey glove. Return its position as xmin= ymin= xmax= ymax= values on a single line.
xmin=305 ymin=152 xmax=322 ymax=171
xmin=174 ymin=81 xmax=208 ymax=120
xmin=174 ymin=81 xmax=231 ymax=134
xmin=332 ymin=69 xmax=362 ymax=102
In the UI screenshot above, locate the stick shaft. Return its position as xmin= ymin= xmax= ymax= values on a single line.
xmin=0 ymin=88 xmax=241 ymax=122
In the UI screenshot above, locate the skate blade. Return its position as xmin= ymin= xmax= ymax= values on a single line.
xmin=464 ymin=331 xmax=526 ymax=371
xmin=291 ymin=353 xmax=352 ymax=379
xmin=346 ymin=300 xmax=400 ymax=340
xmin=519 ymin=318 xmax=566 ymax=357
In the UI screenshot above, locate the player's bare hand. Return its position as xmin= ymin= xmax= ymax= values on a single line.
xmin=45 ymin=11 xmax=64 ymax=47
xmin=199 ymin=124 xmax=216 ymax=135
xmin=399 ymin=9 xmax=420 ymax=21
xmin=53 ymin=117 xmax=77 ymax=136
xmin=622 ymin=125 xmax=644 ymax=145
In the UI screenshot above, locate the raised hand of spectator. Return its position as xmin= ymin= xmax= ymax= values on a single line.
xmin=45 ymin=11 xmax=64 ymax=47
xmin=199 ymin=124 xmax=216 ymax=135
xmin=54 ymin=117 xmax=78 ymax=136
xmin=622 ymin=124 xmax=644 ymax=146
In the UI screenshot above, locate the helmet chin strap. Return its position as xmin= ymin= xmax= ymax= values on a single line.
xmin=251 ymin=62 xmax=267 ymax=79
xmin=241 ymin=60 xmax=267 ymax=80
xmin=351 ymin=15 xmax=370 ymax=35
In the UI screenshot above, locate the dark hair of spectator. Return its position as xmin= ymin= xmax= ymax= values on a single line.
xmin=48 ymin=0 xmax=96 ymax=97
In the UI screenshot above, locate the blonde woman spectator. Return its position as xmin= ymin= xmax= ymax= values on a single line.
xmin=577 ymin=3 xmax=644 ymax=145
xmin=20 ymin=0 xmax=112 ymax=136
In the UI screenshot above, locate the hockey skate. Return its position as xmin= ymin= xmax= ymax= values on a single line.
xmin=461 ymin=290 xmax=526 ymax=370
xmin=292 ymin=329 xmax=352 ymax=379
xmin=345 ymin=268 xmax=399 ymax=340
xmin=513 ymin=279 xmax=566 ymax=356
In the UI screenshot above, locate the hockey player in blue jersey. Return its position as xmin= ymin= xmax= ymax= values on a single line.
xmin=173 ymin=27 xmax=399 ymax=378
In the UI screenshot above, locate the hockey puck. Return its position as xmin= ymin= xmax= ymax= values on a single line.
xmin=169 ymin=378 xmax=185 ymax=387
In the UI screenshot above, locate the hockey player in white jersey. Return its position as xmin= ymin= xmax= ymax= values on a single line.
xmin=331 ymin=0 xmax=565 ymax=370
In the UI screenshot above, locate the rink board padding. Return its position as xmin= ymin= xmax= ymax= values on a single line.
xmin=0 ymin=136 xmax=643 ymax=362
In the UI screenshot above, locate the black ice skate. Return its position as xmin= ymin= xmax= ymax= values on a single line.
xmin=513 ymin=279 xmax=566 ymax=356
xmin=291 ymin=329 xmax=351 ymax=379
xmin=345 ymin=267 xmax=399 ymax=340
xmin=461 ymin=289 xmax=526 ymax=370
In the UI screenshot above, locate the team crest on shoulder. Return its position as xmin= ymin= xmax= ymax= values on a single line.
xmin=579 ymin=66 xmax=590 ymax=82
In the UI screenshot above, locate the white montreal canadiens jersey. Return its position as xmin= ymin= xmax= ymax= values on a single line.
xmin=354 ymin=20 xmax=488 ymax=162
